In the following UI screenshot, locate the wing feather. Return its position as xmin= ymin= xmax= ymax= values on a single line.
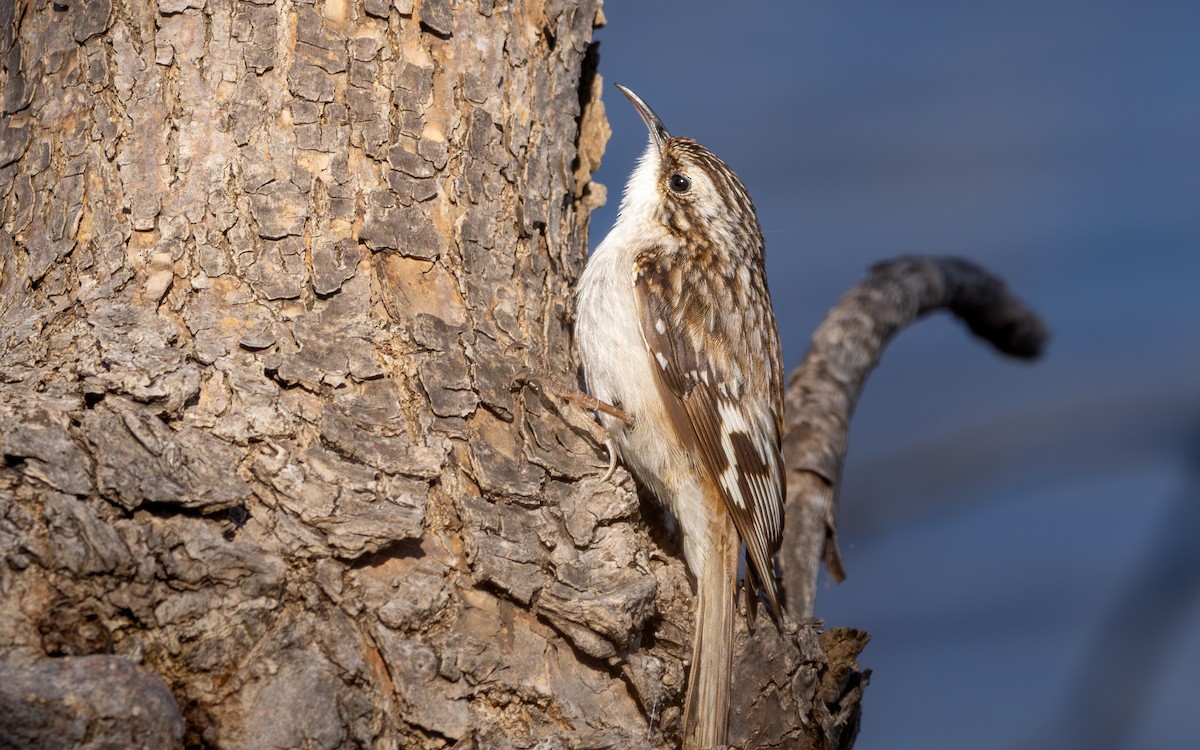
xmin=634 ymin=254 xmax=786 ymax=620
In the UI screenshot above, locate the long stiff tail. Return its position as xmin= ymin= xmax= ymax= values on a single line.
xmin=683 ymin=514 xmax=739 ymax=749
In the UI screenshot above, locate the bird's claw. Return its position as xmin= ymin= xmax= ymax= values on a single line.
xmin=509 ymin=366 xmax=537 ymax=393
xmin=599 ymin=437 xmax=618 ymax=484
xmin=507 ymin=365 xmax=626 ymax=482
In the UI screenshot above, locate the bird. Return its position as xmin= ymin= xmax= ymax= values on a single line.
xmin=575 ymin=84 xmax=786 ymax=749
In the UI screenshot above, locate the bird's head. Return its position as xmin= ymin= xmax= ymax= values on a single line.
xmin=613 ymin=83 xmax=762 ymax=258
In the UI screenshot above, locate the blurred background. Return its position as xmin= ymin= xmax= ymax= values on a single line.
xmin=587 ymin=2 xmax=1200 ymax=749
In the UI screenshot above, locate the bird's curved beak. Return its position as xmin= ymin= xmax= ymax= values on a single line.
xmin=615 ymin=83 xmax=670 ymax=153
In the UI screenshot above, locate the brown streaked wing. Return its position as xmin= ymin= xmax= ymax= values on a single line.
xmin=633 ymin=253 xmax=785 ymax=619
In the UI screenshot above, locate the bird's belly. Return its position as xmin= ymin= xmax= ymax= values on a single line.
xmin=576 ymin=262 xmax=716 ymax=573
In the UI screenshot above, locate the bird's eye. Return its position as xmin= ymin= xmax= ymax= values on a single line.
xmin=668 ymin=173 xmax=691 ymax=194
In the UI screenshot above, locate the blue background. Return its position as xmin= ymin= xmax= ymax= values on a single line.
xmin=588 ymin=2 xmax=1200 ymax=749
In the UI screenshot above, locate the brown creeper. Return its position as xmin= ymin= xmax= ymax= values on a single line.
xmin=576 ymin=85 xmax=785 ymax=748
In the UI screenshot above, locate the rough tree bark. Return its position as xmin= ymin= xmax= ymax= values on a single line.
xmin=779 ymin=257 xmax=1048 ymax=619
xmin=1 ymin=2 xmax=1052 ymax=749
xmin=0 ymin=2 xmax=869 ymax=748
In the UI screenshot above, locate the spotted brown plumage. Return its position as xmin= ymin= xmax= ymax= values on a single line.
xmin=575 ymin=84 xmax=786 ymax=749
xmin=633 ymin=246 xmax=785 ymax=622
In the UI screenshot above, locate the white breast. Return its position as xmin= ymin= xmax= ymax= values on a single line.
xmin=575 ymin=182 xmax=718 ymax=573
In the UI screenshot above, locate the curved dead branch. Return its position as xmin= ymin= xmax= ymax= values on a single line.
xmin=780 ymin=256 xmax=1050 ymax=617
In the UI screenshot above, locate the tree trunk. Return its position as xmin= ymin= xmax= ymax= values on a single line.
xmin=0 ymin=2 xmax=865 ymax=748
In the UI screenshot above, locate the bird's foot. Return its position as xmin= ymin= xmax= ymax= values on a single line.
xmin=553 ymin=388 xmax=635 ymax=427
xmin=509 ymin=367 xmax=632 ymax=482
